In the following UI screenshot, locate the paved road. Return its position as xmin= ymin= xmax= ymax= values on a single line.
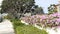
xmin=0 ymin=19 xmax=15 ymax=34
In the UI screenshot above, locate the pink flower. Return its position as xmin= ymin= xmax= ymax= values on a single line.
xmin=21 ymin=12 xmax=60 ymax=27
xmin=57 ymin=13 xmax=60 ymax=18
xmin=40 ymin=19 xmax=43 ymax=22
xmin=47 ymin=19 xmax=51 ymax=23
xmin=40 ymin=15 xmax=46 ymax=19
xmin=57 ymin=26 xmax=60 ymax=28
xmin=56 ymin=18 xmax=60 ymax=23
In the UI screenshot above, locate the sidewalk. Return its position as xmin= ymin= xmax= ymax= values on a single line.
xmin=0 ymin=19 xmax=15 ymax=34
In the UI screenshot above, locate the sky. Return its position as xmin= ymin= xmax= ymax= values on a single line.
xmin=0 ymin=0 xmax=3 ymax=10
xmin=0 ymin=0 xmax=3 ymax=5
xmin=35 ymin=0 xmax=58 ymax=13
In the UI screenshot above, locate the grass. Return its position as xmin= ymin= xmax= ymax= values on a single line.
xmin=15 ymin=25 xmax=48 ymax=34
xmin=10 ymin=18 xmax=48 ymax=34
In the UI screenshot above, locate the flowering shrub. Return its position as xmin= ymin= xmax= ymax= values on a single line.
xmin=21 ymin=12 xmax=60 ymax=28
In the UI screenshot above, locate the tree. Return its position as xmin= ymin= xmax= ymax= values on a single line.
xmin=34 ymin=7 xmax=44 ymax=15
xmin=0 ymin=0 xmax=35 ymax=19
xmin=48 ymin=4 xmax=57 ymax=14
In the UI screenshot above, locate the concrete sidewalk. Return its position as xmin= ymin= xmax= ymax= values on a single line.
xmin=0 ymin=19 xmax=15 ymax=34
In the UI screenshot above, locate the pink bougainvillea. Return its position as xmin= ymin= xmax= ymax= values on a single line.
xmin=21 ymin=12 xmax=60 ymax=28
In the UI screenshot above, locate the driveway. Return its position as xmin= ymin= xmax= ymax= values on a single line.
xmin=0 ymin=19 xmax=15 ymax=34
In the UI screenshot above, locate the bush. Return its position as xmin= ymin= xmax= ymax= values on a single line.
xmin=21 ymin=12 xmax=60 ymax=28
